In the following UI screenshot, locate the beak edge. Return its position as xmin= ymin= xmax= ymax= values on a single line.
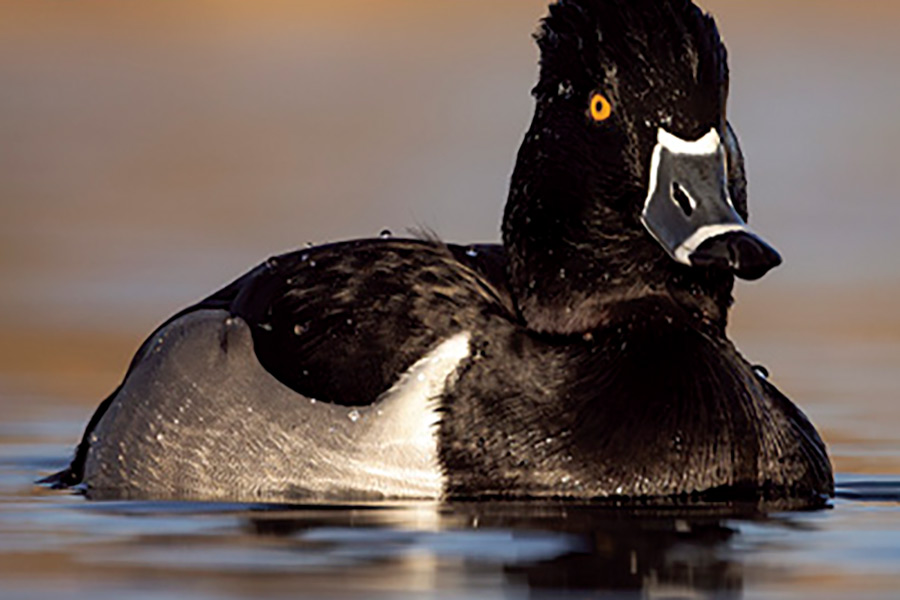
xmin=689 ymin=230 xmax=782 ymax=281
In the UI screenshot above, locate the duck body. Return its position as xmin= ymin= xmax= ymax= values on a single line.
xmin=62 ymin=242 xmax=829 ymax=503
xmin=48 ymin=0 xmax=834 ymax=504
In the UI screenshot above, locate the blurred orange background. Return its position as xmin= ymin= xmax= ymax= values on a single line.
xmin=1 ymin=1 xmax=899 ymax=472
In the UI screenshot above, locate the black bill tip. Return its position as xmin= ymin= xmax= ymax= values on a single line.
xmin=690 ymin=231 xmax=783 ymax=281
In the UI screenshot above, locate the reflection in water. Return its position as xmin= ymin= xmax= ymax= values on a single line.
xmin=502 ymin=516 xmax=741 ymax=597
xmin=234 ymin=502 xmax=812 ymax=599
xmin=5 ymin=436 xmax=900 ymax=600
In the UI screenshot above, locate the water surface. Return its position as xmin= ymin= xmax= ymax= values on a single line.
xmin=2 ymin=426 xmax=900 ymax=599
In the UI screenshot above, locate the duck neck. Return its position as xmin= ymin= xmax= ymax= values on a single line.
xmin=502 ymin=135 xmax=735 ymax=338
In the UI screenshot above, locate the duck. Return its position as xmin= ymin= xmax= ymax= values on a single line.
xmin=44 ymin=0 xmax=833 ymax=504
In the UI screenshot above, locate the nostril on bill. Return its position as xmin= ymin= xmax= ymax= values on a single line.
xmin=672 ymin=182 xmax=694 ymax=217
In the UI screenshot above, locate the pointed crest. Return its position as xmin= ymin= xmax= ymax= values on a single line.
xmin=535 ymin=0 xmax=728 ymax=136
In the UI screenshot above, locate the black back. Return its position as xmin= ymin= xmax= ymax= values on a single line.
xmin=231 ymin=240 xmax=513 ymax=406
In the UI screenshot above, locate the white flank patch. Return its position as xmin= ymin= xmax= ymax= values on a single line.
xmin=358 ymin=332 xmax=472 ymax=497
xmin=674 ymin=223 xmax=750 ymax=265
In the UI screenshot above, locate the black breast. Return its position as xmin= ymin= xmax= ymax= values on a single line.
xmin=438 ymin=297 xmax=833 ymax=501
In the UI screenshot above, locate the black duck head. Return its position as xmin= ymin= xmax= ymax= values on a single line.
xmin=504 ymin=0 xmax=781 ymax=335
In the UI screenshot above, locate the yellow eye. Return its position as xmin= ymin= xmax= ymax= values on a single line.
xmin=589 ymin=92 xmax=612 ymax=122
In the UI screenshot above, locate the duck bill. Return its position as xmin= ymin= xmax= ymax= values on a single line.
xmin=640 ymin=128 xmax=782 ymax=281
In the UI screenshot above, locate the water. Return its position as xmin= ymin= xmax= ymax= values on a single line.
xmin=2 ymin=424 xmax=899 ymax=600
